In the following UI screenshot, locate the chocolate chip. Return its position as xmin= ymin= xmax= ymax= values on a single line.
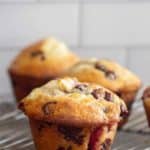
xmin=30 ymin=50 xmax=45 ymax=61
xmin=120 ymin=104 xmax=128 ymax=118
xmin=57 ymin=147 xmax=65 ymax=150
xmin=42 ymin=102 xmax=57 ymax=115
xmin=57 ymin=125 xmax=84 ymax=145
xmin=30 ymin=50 xmax=43 ymax=57
xmin=38 ymin=122 xmax=52 ymax=132
xmin=95 ymin=63 xmax=107 ymax=72
xmin=95 ymin=62 xmax=117 ymax=80
xmin=75 ymin=84 xmax=88 ymax=91
xmin=91 ymin=88 xmax=103 ymax=99
xmin=101 ymin=138 xmax=111 ymax=150
xmin=105 ymin=70 xmax=117 ymax=80
xmin=115 ymin=91 xmax=122 ymax=97
xmin=104 ymin=91 xmax=112 ymax=101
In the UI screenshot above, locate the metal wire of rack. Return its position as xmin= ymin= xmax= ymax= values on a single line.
xmin=0 ymin=94 xmax=150 ymax=150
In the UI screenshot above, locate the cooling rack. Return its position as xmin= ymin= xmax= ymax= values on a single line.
xmin=0 ymin=94 xmax=150 ymax=150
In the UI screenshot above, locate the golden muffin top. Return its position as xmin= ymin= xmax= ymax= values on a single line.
xmin=19 ymin=77 xmax=127 ymax=127
xmin=65 ymin=59 xmax=141 ymax=92
xmin=9 ymin=38 xmax=79 ymax=78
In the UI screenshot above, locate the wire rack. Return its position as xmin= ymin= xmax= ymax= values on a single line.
xmin=0 ymin=94 xmax=150 ymax=150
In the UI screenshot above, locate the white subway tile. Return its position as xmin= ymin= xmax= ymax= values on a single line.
xmin=0 ymin=3 xmax=79 ymax=47
xmin=39 ymin=0 xmax=78 ymax=2
xmin=82 ymin=0 xmax=129 ymax=2
xmin=128 ymin=49 xmax=150 ymax=86
xmin=74 ymin=48 xmax=127 ymax=66
xmin=82 ymin=3 xmax=150 ymax=46
xmin=130 ymin=0 xmax=150 ymax=2
xmin=0 ymin=0 xmax=35 ymax=2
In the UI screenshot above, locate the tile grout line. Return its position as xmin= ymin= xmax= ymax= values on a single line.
xmin=0 ymin=0 xmax=149 ymax=5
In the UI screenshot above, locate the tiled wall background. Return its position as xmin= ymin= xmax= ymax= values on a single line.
xmin=0 ymin=0 xmax=150 ymax=94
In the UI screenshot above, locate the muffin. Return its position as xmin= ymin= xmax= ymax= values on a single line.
xmin=142 ymin=87 xmax=150 ymax=127
xmin=19 ymin=77 xmax=127 ymax=150
xmin=8 ymin=38 xmax=79 ymax=101
xmin=65 ymin=59 xmax=141 ymax=127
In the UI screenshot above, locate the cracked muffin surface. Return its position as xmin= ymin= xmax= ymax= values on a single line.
xmin=9 ymin=38 xmax=79 ymax=78
xmin=19 ymin=77 xmax=127 ymax=150
xmin=19 ymin=77 xmax=127 ymax=127
xmin=65 ymin=59 xmax=141 ymax=93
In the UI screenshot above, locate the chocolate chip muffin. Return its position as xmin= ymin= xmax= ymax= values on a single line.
xmin=8 ymin=38 xmax=79 ymax=101
xmin=65 ymin=59 xmax=141 ymax=127
xmin=142 ymin=87 xmax=150 ymax=127
xmin=19 ymin=77 xmax=127 ymax=150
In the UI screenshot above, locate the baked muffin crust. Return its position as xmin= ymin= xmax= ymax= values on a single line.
xmin=65 ymin=59 xmax=141 ymax=93
xmin=19 ymin=77 xmax=127 ymax=127
xmin=9 ymin=38 xmax=79 ymax=78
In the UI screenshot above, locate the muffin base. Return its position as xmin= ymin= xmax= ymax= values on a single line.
xmin=9 ymin=71 xmax=54 ymax=102
xmin=29 ymin=119 xmax=118 ymax=150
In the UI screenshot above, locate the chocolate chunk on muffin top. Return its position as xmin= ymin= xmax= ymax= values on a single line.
xmin=9 ymin=37 xmax=79 ymax=78
xmin=19 ymin=77 xmax=127 ymax=127
xmin=65 ymin=59 xmax=141 ymax=93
